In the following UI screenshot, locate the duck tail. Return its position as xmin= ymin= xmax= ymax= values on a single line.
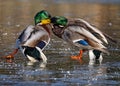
xmin=94 ymin=48 xmax=110 ymax=55
xmin=103 ymin=33 xmax=118 ymax=44
xmin=89 ymin=50 xmax=102 ymax=60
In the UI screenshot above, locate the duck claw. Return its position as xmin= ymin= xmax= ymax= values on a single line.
xmin=71 ymin=55 xmax=83 ymax=63
xmin=3 ymin=55 xmax=14 ymax=59
xmin=71 ymin=55 xmax=82 ymax=60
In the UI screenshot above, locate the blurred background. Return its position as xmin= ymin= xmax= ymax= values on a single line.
xmin=0 ymin=0 xmax=120 ymax=86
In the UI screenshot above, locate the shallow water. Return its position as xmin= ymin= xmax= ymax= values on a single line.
xmin=0 ymin=0 xmax=120 ymax=86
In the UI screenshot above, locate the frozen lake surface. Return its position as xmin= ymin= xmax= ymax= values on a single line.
xmin=0 ymin=0 xmax=120 ymax=86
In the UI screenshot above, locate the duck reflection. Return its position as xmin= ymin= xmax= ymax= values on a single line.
xmin=20 ymin=61 xmax=49 ymax=82
xmin=87 ymin=64 xmax=107 ymax=85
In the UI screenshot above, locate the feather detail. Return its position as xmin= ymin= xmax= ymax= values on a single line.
xmin=72 ymin=18 xmax=108 ymax=44
xmin=65 ymin=21 xmax=109 ymax=53
xmin=68 ymin=26 xmax=103 ymax=44
xmin=23 ymin=30 xmax=47 ymax=47
xmin=73 ymin=39 xmax=89 ymax=46
xmin=37 ymin=41 xmax=46 ymax=49
xmin=22 ymin=25 xmax=50 ymax=48
xmin=18 ymin=25 xmax=34 ymax=43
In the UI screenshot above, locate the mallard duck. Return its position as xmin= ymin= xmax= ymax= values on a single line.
xmin=51 ymin=16 xmax=110 ymax=64
xmin=4 ymin=10 xmax=52 ymax=63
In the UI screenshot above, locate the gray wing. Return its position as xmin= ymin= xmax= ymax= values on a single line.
xmin=62 ymin=29 xmax=93 ymax=49
xmin=15 ymin=25 xmax=34 ymax=49
xmin=23 ymin=25 xmax=50 ymax=50
xmin=72 ymin=18 xmax=108 ymax=44
xmin=18 ymin=25 xmax=34 ymax=43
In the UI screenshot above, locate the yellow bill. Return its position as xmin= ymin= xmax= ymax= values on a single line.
xmin=41 ymin=19 xmax=51 ymax=25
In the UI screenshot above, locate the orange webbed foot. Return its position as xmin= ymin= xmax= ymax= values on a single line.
xmin=3 ymin=49 xmax=18 ymax=59
xmin=71 ymin=50 xmax=84 ymax=63
xmin=2 ymin=54 xmax=14 ymax=63
xmin=71 ymin=55 xmax=82 ymax=60
xmin=3 ymin=54 xmax=14 ymax=59
xmin=71 ymin=55 xmax=83 ymax=63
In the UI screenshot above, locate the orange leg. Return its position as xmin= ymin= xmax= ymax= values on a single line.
xmin=71 ymin=50 xmax=83 ymax=60
xmin=3 ymin=49 xmax=19 ymax=59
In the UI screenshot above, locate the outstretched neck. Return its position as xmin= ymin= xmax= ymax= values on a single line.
xmin=41 ymin=25 xmax=51 ymax=35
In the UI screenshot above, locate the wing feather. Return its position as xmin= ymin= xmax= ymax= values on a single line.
xmin=67 ymin=26 xmax=103 ymax=44
xmin=23 ymin=26 xmax=50 ymax=49
xmin=18 ymin=25 xmax=34 ymax=43
xmin=73 ymin=18 xmax=108 ymax=44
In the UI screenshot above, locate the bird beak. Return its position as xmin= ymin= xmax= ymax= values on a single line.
xmin=40 ymin=19 xmax=51 ymax=25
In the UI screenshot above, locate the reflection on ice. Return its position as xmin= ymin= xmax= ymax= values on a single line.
xmin=0 ymin=0 xmax=120 ymax=85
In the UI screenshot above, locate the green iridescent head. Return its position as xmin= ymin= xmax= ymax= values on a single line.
xmin=34 ymin=10 xmax=51 ymax=25
xmin=51 ymin=16 xmax=68 ymax=27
